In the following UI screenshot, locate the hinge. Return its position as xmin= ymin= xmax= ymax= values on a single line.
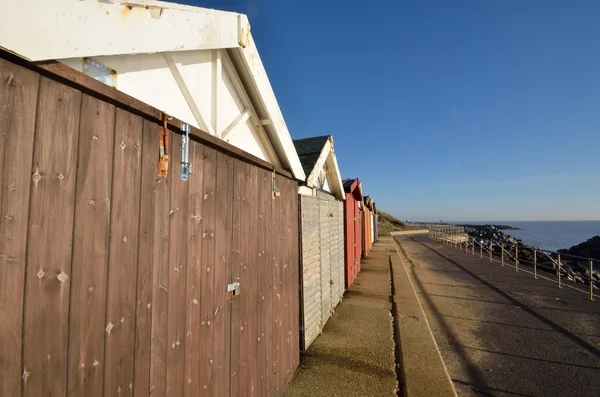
xmin=226 ymin=282 xmax=241 ymax=301
xmin=180 ymin=123 xmax=192 ymax=181
xmin=158 ymin=113 xmax=170 ymax=177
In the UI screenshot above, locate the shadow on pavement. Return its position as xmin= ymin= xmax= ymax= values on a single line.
xmin=413 ymin=237 xmax=600 ymax=360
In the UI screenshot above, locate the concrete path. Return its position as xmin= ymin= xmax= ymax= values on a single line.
xmin=395 ymin=235 xmax=600 ymax=397
xmin=283 ymin=239 xmax=398 ymax=397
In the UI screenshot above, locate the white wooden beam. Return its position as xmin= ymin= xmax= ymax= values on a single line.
xmin=211 ymin=50 xmax=222 ymax=133
xmin=298 ymin=186 xmax=315 ymax=197
xmin=0 ymin=0 xmax=245 ymax=61
xmin=163 ymin=53 xmax=215 ymax=135
xmin=306 ymin=140 xmax=332 ymax=188
xmin=234 ymin=37 xmax=306 ymax=180
xmin=327 ymin=146 xmax=346 ymax=201
xmin=221 ymin=109 xmax=250 ymax=141
xmin=221 ymin=51 xmax=281 ymax=167
xmin=260 ymin=119 xmax=272 ymax=126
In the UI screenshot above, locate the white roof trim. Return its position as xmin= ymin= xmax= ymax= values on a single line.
xmin=305 ymin=137 xmax=345 ymax=201
xmin=0 ymin=0 xmax=306 ymax=180
xmin=0 ymin=0 xmax=244 ymax=60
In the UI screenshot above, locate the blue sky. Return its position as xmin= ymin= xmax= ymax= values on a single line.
xmin=191 ymin=0 xmax=600 ymax=221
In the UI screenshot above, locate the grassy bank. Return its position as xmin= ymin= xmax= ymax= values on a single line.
xmin=378 ymin=210 xmax=415 ymax=236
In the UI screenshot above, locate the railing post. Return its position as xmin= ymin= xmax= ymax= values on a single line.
xmin=472 ymin=240 xmax=474 ymax=255
xmin=480 ymin=241 xmax=483 ymax=258
xmin=558 ymin=253 xmax=562 ymax=288
xmin=489 ymin=241 xmax=493 ymax=262
xmin=515 ymin=245 xmax=519 ymax=272
xmin=533 ymin=250 xmax=537 ymax=279
xmin=501 ymin=244 xmax=504 ymax=266
xmin=590 ymin=259 xmax=595 ymax=301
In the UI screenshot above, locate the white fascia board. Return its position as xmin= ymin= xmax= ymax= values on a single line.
xmin=305 ymin=140 xmax=331 ymax=188
xmin=233 ymin=36 xmax=306 ymax=181
xmin=327 ymin=143 xmax=346 ymax=201
xmin=305 ymin=138 xmax=345 ymax=201
xmin=0 ymin=0 xmax=246 ymax=61
xmin=298 ymin=186 xmax=315 ymax=197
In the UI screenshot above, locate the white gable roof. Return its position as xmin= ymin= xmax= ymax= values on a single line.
xmin=0 ymin=0 xmax=306 ymax=180
xmin=295 ymin=136 xmax=345 ymax=200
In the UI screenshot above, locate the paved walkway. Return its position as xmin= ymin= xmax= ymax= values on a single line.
xmin=283 ymin=239 xmax=397 ymax=397
xmin=395 ymin=235 xmax=600 ymax=397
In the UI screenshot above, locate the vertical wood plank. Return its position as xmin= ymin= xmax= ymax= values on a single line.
xmin=290 ymin=180 xmax=300 ymax=377
xmin=239 ymin=162 xmax=252 ymax=395
xmin=284 ymin=179 xmax=293 ymax=384
xmin=224 ymin=153 xmax=235 ymax=397
xmin=247 ymin=166 xmax=259 ymax=396
xmin=165 ymin=133 xmax=188 ymax=397
xmin=270 ymin=174 xmax=278 ymax=396
xmin=292 ymin=183 xmax=300 ymax=372
xmin=199 ymin=147 xmax=217 ymax=393
xmin=273 ymin=175 xmax=284 ymax=395
xmin=212 ymin=152 xmax=233 ymax=396
xmin=103 ymin=108 xmax=143 ymax=397
xmin=229 ymin=159 xmax=244 ymax=397
xmin=256 ymin=169 xmax=268 ymax=396
xmin=23 ymin=77 xmax=81 ymax=397
xmin=0 ymin=59 xmax=39 ymax=397
xmin=264 ymin=172 xmax=274 ymax=397
xmin=148 ymin=128 xmax=171 ymax=397
xmin=67 ymin=95 xmax=115 ymax=397
xmin=133 ymin=120 xmax=166 ymax=397
xmin=183 ymin=139 xmax=204 ymax=397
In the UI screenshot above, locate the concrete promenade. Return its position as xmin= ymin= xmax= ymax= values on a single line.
xmin=395 ymin=234 xmax=600 ymax=397
xmin=283 ymin=239 xmax=397 ymax=397
xmin=284 ymin=236 xmax=457 ymax=397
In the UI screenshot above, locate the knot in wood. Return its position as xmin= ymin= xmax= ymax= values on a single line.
xmin=32 ymin=170 xmax=42 ymax=184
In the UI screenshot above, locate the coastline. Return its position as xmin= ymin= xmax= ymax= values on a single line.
xmin=453 ymin=224 xmax=600 ymax=287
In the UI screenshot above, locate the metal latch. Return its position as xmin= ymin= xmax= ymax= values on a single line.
xmin=180 ymin=123 xmax=192 ymax=181
xmin=271 ymin=171 xmax=280 ymax=199
xmin=226 ymin=282 xmax=240 ymax=300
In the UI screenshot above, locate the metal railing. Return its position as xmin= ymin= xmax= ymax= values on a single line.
xmin=427 ymin=227 xmax=598 ymax=301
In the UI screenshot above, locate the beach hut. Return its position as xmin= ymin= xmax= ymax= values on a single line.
xmin=373 ymin=201 xmax=379 ymax=241
xmin=343 ymin=179 xmax=364 ymax=288
xmin=0 ymin=1 xmax=304 ymax=396
xmin=1 ymin=0 xmax=305 ymax=180
xmin=362 ymin=196 xmax=374 ymax=257
xmin=294 ymin=136 xmax=346 ymax=350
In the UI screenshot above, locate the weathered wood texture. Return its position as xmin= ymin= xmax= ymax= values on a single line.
xmin=299 ymin=196 xmax=321 ymax=349
xmin=299 ymin=194 xmax=344 ymax=350
xmin=0 ymin=55 xmax=299 ymax=397
xmin=0 ymin=58 xmax=39 ymax=397
xmin=24 ymin=76 xmax=81 ymax=397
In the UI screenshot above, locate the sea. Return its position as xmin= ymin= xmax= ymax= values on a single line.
xmin=455 ymin=221 xmax=600 ymax=252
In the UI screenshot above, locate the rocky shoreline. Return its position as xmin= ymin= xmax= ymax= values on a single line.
xmin=456 ymin=224 xmax=600 ymax=290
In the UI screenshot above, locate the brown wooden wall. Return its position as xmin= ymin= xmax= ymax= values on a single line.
xmin=0 ymin=53 xmax=299 ymax=397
